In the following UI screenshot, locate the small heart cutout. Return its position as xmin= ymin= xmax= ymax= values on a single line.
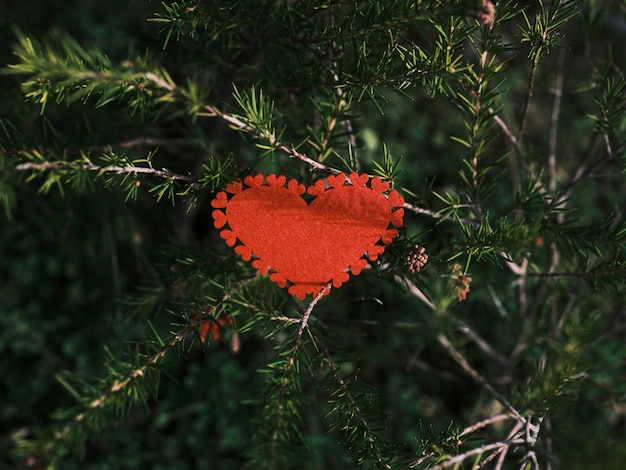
xmin=211 ymin=172 xmax=404 ymax=299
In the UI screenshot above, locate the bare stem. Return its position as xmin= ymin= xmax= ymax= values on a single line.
xmin=519 ymin=58 xmax=539 ymax=143
xmin=402 ymin=202 xmax=480 ymax=226
xmin=420 ymin=438 xmax=527 ymax=470
xmin=15 ymin=160 xmax=196 ymax=182
xmin=548 ymin=51 xmax=564 ymax=193
xmin=437 ymin=333 xmax=525 ymax=424
xmin=457 ymin=413 xmax=514 ymax=438
xmin=270 ymin=284 xmax=330 ymax=461
xmin=143 ymin=72 xmax=334 ymax=173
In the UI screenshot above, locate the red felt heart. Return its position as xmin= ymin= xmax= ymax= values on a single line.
xmin=211 ymin=172 xmax=404 ymax=299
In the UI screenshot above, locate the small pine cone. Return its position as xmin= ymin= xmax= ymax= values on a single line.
xmin=407 ymin=245 xmax=428 ymax=273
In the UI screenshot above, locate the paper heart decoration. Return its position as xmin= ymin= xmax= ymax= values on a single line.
xmin=211 ymin=172 xmax=404 ymax=299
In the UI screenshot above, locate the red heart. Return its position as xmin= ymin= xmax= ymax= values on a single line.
xmin=211 ymin=173 xmax=404 ymax=299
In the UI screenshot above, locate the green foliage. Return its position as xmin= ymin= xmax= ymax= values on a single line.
xmin=7 ymin=31 xmax=174 ymax=117
xmin=2 ymin=0 xmax=626 ymax=469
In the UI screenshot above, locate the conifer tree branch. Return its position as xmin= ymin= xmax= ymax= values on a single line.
xmin=15 ymin=160 xmax=196 ymax=182
xmin=22 ymin=291 xmax=234 ymax=460
xmin=280 ymin=286 xmax=329 ymax=386
xmin=205 ymin=104 xmax=333 ymax=173
xmin=320 ymin=341 xmax=392 ymax=470
xmin=141 ymin=74 xmax=334 ymax=173
xmin=402 ymin=201 xmax=480 ymax=226
xmin=469 ymin=48 xmax=489 ymax=211
xmin=269 ymin=284 xmax=330 ymax=462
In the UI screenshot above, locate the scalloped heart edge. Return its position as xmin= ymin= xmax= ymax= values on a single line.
xmin=211 ymin=172 xmax=405 ymax=299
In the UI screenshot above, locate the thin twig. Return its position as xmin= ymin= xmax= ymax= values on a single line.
xmin=548 ymin=50 xmax=564 ymax=193
xmin=271 ymin=284 xmax=330 ymax=458
xmin=458 ymin=413 xmax=514 ymax=438
xmin=453 ymin=319 xmax=515 ymax=371
xmin=396 ymin=275 xmax=435 ymax=310
xmin=490 ymin=111 xmax=522 ymax=195
xmin=402 ymin=202 xmax=480 ymax=226
xmin=491 ymin=111 xmax=521 ymax=154
xmin=437 ymin=333 xmax=525 ymax=424
xmin=90 ymin=137 xmax=191 ymax=152
xmin=559 ymin=139 xmax=626 ymax=202
xmin=519 ymin=58 xmax=539 ymax=144
xmin=15 ymin=160 xmax=196 ymax=181
xmin=143 ymin=72 xmax=334 ymax=173
xmin=493 ymin=420 xmax=524 ymax=470
xmin=421 ymin=438 xmax=527 ymax=470
xmin=202 ymin=104 xmax=333 ymax=172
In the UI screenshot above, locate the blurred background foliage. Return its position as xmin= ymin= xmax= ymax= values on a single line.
xmin=1 ymin=0 xmax=626 ymax=468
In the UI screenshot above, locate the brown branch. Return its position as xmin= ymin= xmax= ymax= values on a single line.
xmin=201 ymin=103 xmax=333 ymax=173
xmin=143 ymin=72 xmax=334 ymax=173
xmin=548 ymin=51 xmax=564 ymax=193
xmin=559 ymin=140 xmax=626 ymax=202
xmin=15 ymin=160 xmax=196 ymax=182
xmin=420 ymin=438 xmax=527 ymax=470
xmin=402 ymin=201 xmax=480 ymax=226
xmin=271 ymin=284 xmax=330 ymax=460
xmin=518 ymin=58 xmax=539 ymax=143
xmin=458 ymin=413 xmax=514 ymax=438
xmin=492 ymin=421 xmax=524 ymax=470
xmin=436 ymin=333 xmax=525 ymax=424
xmin=453 ymin=319 xmax=515 ymax=371
xmin=396 ymin=275 xmax=435 ymax=310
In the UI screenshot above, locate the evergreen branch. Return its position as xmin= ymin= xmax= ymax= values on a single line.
xmin=15 ymin=160 xmax=195 ymax=182
xmin=270 ymin=285 xmax=329 ymax=455
xmin=6 ymin=33 xmax=174 ymax=116
xmin=519 ymin=0 xmax=582 ymax=142
xmin=203 ymin=103 xmax=333 ymax=173
xmin=320 ymin=341 xmax=392 ymax=470
xmin=144 ymin=74 xmax=335 ymax=173
xmin=403 ymin=201 xmax=479 ymax=227
xmin=249 ymin=285 xmax=331 ymax=468
xmin=16 ymin=292 xmax=233 ymax=462
xmin=453 ymin=23 xmax=507 ymax=217
xmin=9 ymin=34 xmax=332 ymax=174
